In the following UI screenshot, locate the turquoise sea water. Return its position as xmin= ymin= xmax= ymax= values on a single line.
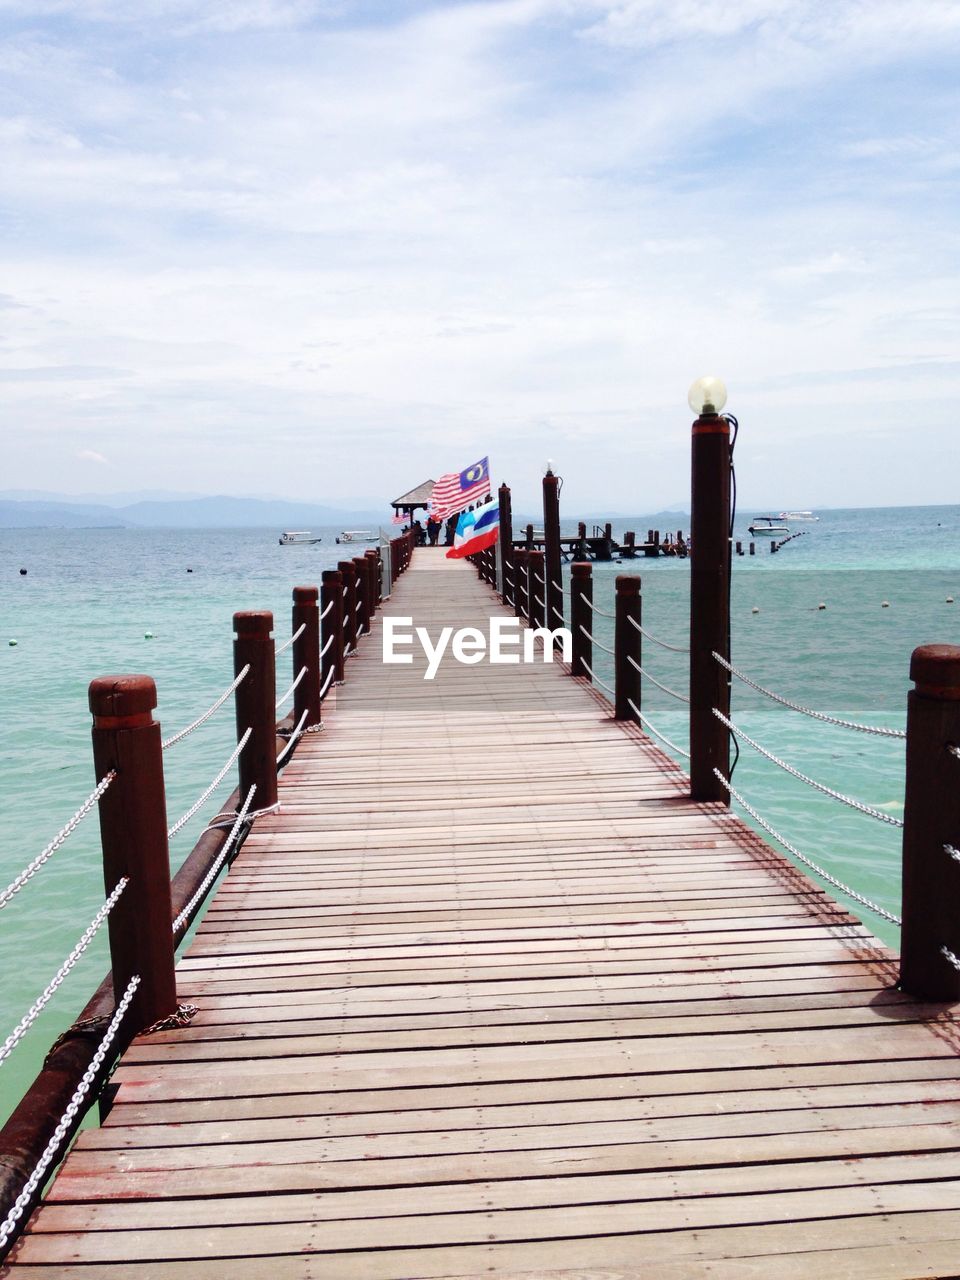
xmin=1 ymin=506 xmax=959 ymax=1128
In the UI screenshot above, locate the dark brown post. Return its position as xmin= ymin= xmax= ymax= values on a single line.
xmin=527 ymin=549 xmax=545 ymax=629
xmin=339 ymin=560 xmax=358 ymax=653
xmin=498 ymin=483 xmax=513 ymax=607
xmin=292 ymin=586 xmax=321 ymax=727
xmin=543 ymin=467 xmax=563 ymax=634
xmin=615 ymin=576 xmax=642 ymax=721
xmin=514 ymin=548 xmax=528 ymax=620
xmin=321 ymin=569 xmax=344 ymax=687
xmin=88 ymin=676 xmax=177 ymax=1033
xmin=899 ymin=645 xmax=960 ymax=999
xmin=689 ymin=407 xmax=731 ymax=803
xmin=365 ymin=549 xmax=381 ymax=607
xmin=353 ymin=555 xmax=370 ymax=635
xmin=570 ymin=562 xmax=592 ymax=678
xmin=233 ymin=611 xmax=278 ymax=811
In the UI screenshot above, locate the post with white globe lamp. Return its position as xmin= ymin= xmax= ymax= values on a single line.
xmin=688 ymin=375 xmax=731 ymax=803
xmin=542 ymin=461 xmax=564 ymax=639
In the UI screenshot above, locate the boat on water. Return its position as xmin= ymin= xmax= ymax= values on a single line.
xmin=336 ymin=529 xmax=376 ymax=544
xmin=279 ymin=531 xmax=321 ymax=545
xmin=779 ymin=510 xmax=819 ymax=522
xmin=748 ymin=515 xmax=789 ymax=536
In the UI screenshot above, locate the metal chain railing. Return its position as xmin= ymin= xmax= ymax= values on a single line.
xmin=275 ymin=666 xmax=307 ymax=712
xmin=713 ymin=652 xmax=906 ymax=739
xmin=172 ymin=787 xmax=256 ymax=935
xmin=713 ymin=708 xmax=903 ymax=828
xmin=714 ymin=768 xmax=901 ymax=926
xmin=626 ymin=654 xmax=689 ymax=704
xmin=1 ymin=772 xmax=116 ymax=912
xmin=626 ymin=698 xmax=690 ymax=759
xmin=0 ymin=973 xmax=141 ymax=1253
xmin=162 ymin=666 xmax=250 ymax=751
xmin=276 ymin=709 xmax=310 ymax=766
xmin=628 ymin=615 xmax=689 ymax=654
xmin=0 ymin=877 xmax=129 ymax=1067
xmin=941 ymin=946 xmax=960 ymax=972
xmin=167 ymin=729 xmax=251 ymax=840
xmin=579 ymin=656 xmax=615 ymax=698
xmin=275 ymin=622 xmax=305 ymax=658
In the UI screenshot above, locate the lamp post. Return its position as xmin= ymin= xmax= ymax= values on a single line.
xmin=688 ymin=375 xmax=732 ymax=804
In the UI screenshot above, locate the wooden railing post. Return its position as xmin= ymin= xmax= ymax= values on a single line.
xmin=543 ymin=467 xmax=563 ymax=634
xmin=615 ymin=575 xmax=642 ymax=721
xmin=233 ymin=611 xmax=278 ymax=811
xmin=514 ymin=548 xmax=528 ymax=621
xmin=689 ymin=407 xmax=731 ymax=803
xmin=528 ymin=549 xmax=545 ymax=629
xmin=339 ymin=561 xmax=358 ymax=654
xmin=89 ymin=675 xmax=177 ymax=1033
xmin=498 ymin=483 xmax=514 ymax=608
xmin=368 ymin=548 xmax=383 ymax=605
xmin=321 ymin=569 xmax=344 ymax=687
xmin=292 ymin=586 xmax=321 ymax=727
xmin=899 ymin=644 xmax=960 ymax=999
xmin=353 ymin=555 xmax=370 ymax=636
xmin=570 ymin=562 xmax=592 ymax=678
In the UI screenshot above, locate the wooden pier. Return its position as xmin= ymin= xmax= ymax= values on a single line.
xmin=8 ymin=551 xmax=960 ymax=1278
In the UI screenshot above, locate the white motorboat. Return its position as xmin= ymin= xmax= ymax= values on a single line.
xmin=279 ymin=531 xmax=321 ymax=545
xmin=336 ymin=530 xmax=375 ymax=544
xmin=747 ymin=515 xmax=789 ymax=536
xmin=779 ymin=510 xmax=819 ymax=522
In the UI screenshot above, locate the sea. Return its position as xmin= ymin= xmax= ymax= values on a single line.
xmin=1 ymin=505 xmax=958 ymax=1128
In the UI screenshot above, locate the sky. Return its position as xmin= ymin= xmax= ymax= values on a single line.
xmin=1 ymin=0 xmax=959 ymax=515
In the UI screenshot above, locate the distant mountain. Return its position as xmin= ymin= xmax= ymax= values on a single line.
xmin=0 ymin=494 xmax=384 ymax=529
xmin=0 ymin=500 xmax=127 ymax=528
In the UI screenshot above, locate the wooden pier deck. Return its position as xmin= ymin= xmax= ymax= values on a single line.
xmin=8 ymin=552 xmax=960 ymax=1278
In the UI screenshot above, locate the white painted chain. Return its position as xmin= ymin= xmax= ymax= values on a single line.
xmin=552 ymin=578 xmax=569 ymax=595
xmin=172 ymin=786 xmax=256 ymax=934
xmin=0 ymin=878 xmax=129 ymax=1068
xmin=941 ymin=946 xmax=960 ymax=972
xmin=319 ymin=633 xmax=334 ymax=659
xmin=318 ymin=665 xmax=335 ymax=700
xmin=578 ymin=623 xmax=595 ymax=643
xmin=275 ymin=621 xmax=305 ymax=658
xmin=276 ymin=709 xmax=310 ymax=765
xmin=628 ymin=614 xmax=689 ymax=654
xmin=534 ymin=593 xmax=545 ymax=608
xmin=626 ymin=654 xmax=689 ymax=704
xmin=713 ymin=708 xmax=903 ymax=828
xmin=579 ymin=592 xmax=615 ymax=619
xmin=627 ymin=699 xmax=690 ymax=758
xmin=319 ymin=599 xmax=334 ymax=621
xmin=1 ymin=772 xmax=116 ymax=912
xmin=276 ymin=666 xmax=307 ymax=712
xmin=714 ymin=769 xmax=901 ymax=926
xmin=167 ymin=729 xmax=251 ymax=840
xmin=162 ymin=666 xmax=250 ymax=751
xmin=0 ymin=973 xmax=141 ymax=1253
xmin=579 ymin=656 xmax=614 ymax=698
xmin=712 ymin=652 xmax=906 ymax=739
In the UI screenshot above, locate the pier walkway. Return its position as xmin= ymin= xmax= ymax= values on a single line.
xmin=9 ymin=554 xmax=960 ymax=1278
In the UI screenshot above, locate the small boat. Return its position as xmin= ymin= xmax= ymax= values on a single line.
xmin=279 ymin=531 xmax=321 ymax=545
xmin=779 ymin=510 xmax=819 ymax=522
xmin=748 ymin=516 xmax=789 ymax=536
xmin=336 ymin=530 xmax=375 ymax=544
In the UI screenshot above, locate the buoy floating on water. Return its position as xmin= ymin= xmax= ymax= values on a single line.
xmin=751 ymin=607 xmax=760 ymax=614
xmin=8 ymin=639 xmax=17 ymax=646
xmin=144 ymin=632 xmax=154 ymax=640
xmin=881 ymin=601 xmax=890 ymax=608
xmin=19 ymin=569 xmax=26 ymax=576
xmin=948 ymin=597 xmax=955 ymax=604
xmin=817 ymin=603 xmax=827 ymax=611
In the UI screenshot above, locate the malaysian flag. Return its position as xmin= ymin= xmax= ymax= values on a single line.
xmin=429 ymin=457 xmax=490 ymax=522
